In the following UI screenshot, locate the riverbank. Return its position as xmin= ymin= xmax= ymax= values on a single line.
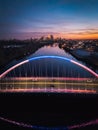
xmin=70 ymin=49 xmax=98 ymax=67
xmin=0 ymin=40 xmax=54 ymax=73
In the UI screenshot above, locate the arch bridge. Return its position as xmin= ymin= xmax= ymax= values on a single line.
xmin=0 ymin=56 xmax=98 ymax=93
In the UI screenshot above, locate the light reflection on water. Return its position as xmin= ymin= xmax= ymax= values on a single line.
xmin=0 ymin=43 xmax=98 ymax=94
xmin=28 ymin=44 xmax=76 ymax=60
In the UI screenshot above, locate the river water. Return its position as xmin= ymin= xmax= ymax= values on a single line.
xmin=3 ymin=43 xmax=97 ymax=78
xmin=29 ymin=43 xmax=98 ymax=74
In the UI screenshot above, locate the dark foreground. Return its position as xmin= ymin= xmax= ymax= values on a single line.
xmin=0 ymin=92 xmax=98 ymax=130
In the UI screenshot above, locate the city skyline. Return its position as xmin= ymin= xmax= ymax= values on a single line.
xmin=0 ymin=0 xmax=98 ymax=39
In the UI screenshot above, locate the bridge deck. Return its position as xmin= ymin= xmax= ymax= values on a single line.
xmin=0 ymin=77 xmax=98 ymax=94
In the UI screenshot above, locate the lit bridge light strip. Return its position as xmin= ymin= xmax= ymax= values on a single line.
xmin=0 ymin=55 xmax=98 ymax=78
xmin=0 ymin=116 xmax=98 ymax=130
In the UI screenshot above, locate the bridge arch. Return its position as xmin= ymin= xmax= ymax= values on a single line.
xmin=0 ymin=55 xmax=98 ymax=78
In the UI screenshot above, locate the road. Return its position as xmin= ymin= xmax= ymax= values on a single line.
xmin=0 ymin=80 xmax=98 ymax=93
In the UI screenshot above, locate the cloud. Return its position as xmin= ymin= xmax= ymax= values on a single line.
xmin=67 ymin=31 xmax=98 ymax=35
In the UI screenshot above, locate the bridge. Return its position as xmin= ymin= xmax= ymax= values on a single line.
xmin=0 ymin=56 xmax=98 ymax=93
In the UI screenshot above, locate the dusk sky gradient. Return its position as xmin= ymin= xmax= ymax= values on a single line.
xmin=0 ymin=0 xmax=98 ymax=39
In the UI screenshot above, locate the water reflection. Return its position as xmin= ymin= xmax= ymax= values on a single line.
xmin=29 ymin=43 xmax=76 ymax=60
xmin=0 ymin=43 xmax=98 ymax=94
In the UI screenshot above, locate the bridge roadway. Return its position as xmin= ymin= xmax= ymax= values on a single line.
xmin=0 ymin=77 xmax=98 ymax=93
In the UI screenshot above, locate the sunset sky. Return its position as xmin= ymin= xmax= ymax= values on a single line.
xmin=0 ymin=0 xmax=98 ymax=39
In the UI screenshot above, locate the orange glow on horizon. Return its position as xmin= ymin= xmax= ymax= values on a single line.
xmin=53 ymin=33 xmax=98 ymax=39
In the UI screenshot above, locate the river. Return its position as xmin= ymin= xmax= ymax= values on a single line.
xmin=3 ymin=43 xmax=97 ymax=78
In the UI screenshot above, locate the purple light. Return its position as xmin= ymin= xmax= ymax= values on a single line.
xmin=0 ymin=116 xmax=98 ymax=129
xmin=0 ymin=60 xmax=28 ymax=78
xmin=0 ymin=55 xmax=98 ymax=78
xmin=71 ymin=60 xmax=98 ymax=78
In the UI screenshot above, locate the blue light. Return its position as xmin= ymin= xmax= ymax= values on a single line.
xmin=0 ymin=55 xmax=98 ymax=78
xmin=28 ymin=55 xmax=71 ymax=62
xmin=28 ymin=55 xmax=98 ymax=78
xmin=32 ymin=126 xmax=68 ymax=130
